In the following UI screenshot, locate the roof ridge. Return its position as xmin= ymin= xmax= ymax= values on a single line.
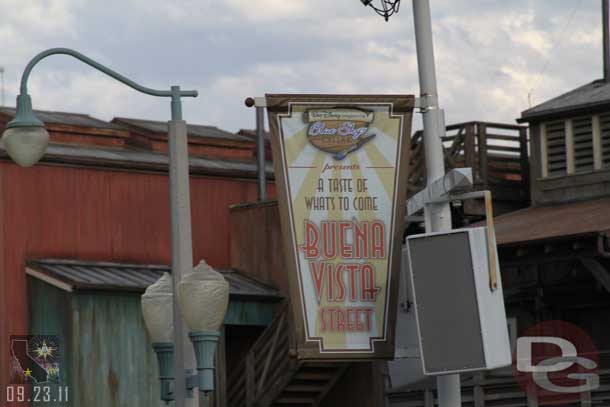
xmin=115 ymin=116 xmax=220 ymax=130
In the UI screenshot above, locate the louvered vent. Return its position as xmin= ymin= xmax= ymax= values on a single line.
xmin=545 ymin=121 xmax=567 ymax=176
xmin=600 ymin=113 xmax=610 ymax=168
xmin=572 ymin=117 xmax=594 ymax=172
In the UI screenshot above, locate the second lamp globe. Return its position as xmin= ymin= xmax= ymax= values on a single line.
xmin=177 ymin=260 xmax=229 ymax=332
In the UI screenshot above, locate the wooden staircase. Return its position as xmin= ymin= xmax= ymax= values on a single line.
xmin=227 ymin=302 xmax=349 ymax=407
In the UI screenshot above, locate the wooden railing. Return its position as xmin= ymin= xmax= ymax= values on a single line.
xmin=409 ymin=121 xmax=529 ymax=208
xmin=227 ymin=302 xmax=295 ymax=407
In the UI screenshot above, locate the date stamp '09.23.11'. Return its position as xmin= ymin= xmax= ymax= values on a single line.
xmin=6 ymin=335 xmax=68 ymax=406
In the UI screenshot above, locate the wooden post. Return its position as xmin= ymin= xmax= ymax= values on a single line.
xmin=424 ymin=389 xmax=434 ymax=407
xmin=477 ymin=123 xmax=488 ymax=187
xmin=519 ymin=127 xmax=530 ymax=201
xmin=464 ymin=123 xmax=476 ymax=179
xmin=473 ymin=372 xmax=485 ymax=407
xmin=464 ymin=123 xmax=484 ymax=215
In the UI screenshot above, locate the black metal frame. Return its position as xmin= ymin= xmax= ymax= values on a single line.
xmin=361 ymin=0 xmax=401 ymax=21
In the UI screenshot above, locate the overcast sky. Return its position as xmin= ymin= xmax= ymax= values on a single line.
xmin=0 ymin=0 xmax=604 ymax=132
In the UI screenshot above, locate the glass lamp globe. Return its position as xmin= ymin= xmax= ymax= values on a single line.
xmin=141 ymin=272 xmax=174 ymax=344
xmin=177 ymin=260 xmax=229 ymax=332
xmin=1 ymin=94 xmax=49 ymax=168
xmin=2 ymin=126 xmax=49 ymax=167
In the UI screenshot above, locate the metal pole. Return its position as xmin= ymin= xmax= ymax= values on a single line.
xmin=602 ymin=0 xmax=610 ymax=82
xmin=412 ymin=0 xmax=460 ymax=406
xmin=256 ymin=106 xmax=267 ymax=201
xmin=169 ymin=86 xmax=197 ymax=407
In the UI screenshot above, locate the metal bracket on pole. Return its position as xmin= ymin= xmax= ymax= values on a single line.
xmin=406 ymin=168 xmax=473 ymax=216
xmin=413 ymin=94 xmax=438 ymax=112
xmin=426 ymin=190 xmax=499 ymax=291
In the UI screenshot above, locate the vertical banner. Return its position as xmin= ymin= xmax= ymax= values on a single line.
xmin=267 ymin=95 xmax=414 ymax=359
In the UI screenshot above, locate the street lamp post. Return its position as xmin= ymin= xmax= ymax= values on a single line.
xmin=142 ymin=261 xmax=229 ymax=404
xmin=0 ymin=48 xmax=201 ymax=407
xmin=360 ymin=1 xmax=460 ymax=406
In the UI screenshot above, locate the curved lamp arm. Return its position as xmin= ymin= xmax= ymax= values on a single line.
xmin=20 ymin=48 xmax=198 ymax=99
xmin=3 ymin=47 xmax=199 ymax=167
xmin=18 ymin=48 xmax=198 ymax=121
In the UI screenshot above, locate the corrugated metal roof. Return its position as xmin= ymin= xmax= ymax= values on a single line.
xmin=115 ymin=117 xmax=252 ymax=143
xmin=490 ymin=197 xmax=610 ymax=245
xmin=520 ymin=79 xmax=610 ymax=122
xmin=0 ymin=106 xmax=124 ymax=130
xmin=0 ymin=142 xmax=275 ymax=178
xmin=26 ymin=258 xmax=282 ymax=300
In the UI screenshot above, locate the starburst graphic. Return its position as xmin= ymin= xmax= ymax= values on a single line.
xmin=28 ymin=336 xmax=60 ymax=366
xmin=10 ymin=335 xmax=61 ymax=384
xmin=34 ymin=340 xmax=56 ymax=361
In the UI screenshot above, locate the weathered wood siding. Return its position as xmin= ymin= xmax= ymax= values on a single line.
xmin=0 ymin=160 xmax=275 ymax=392
xmin=229 ymin=201 xmax=289 ymax=296
xmin=530 ymin=122 xmax=610 ymax=205
xmin=29 ymin=278 xmax=159 ymax=407
xmin=69 ymin=292 xmax=159 ymax=407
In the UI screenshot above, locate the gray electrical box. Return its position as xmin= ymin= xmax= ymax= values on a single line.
xmin=406 ymin=227 xmax=511 ymax=375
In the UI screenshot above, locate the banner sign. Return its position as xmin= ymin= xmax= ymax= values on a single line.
xmin=267 ymin=95 xmax=414 ymax=359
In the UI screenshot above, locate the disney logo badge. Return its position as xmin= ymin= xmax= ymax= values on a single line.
xmin=304 ymin=108 xmax=376 ymax=161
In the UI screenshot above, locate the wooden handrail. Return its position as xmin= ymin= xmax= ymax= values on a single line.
xmin=407 ymin=121 xmax=530 ymax=206
xmin=227 ymin=302 xmax=292 ymax=407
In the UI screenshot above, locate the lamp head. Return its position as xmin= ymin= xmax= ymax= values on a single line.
xmin=1 ymin=94 xmax=49 ymax=167
xmin=177 ymin=260 xmax=229 ymax=332
xmin=360 ymin=0 xmax=401 ymax=21
xmin=141 ymin=273 xmax=175 ymax=343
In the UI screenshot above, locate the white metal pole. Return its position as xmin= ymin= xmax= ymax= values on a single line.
xmin=411 ymin=0 xmax=460 ymax=405
xmin=169 ymin=87 xmax=197 ymax=407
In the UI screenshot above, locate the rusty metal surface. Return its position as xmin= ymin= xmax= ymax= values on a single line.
xmin=114 ymin=117 xmax=252 ymax=142
xmin=0 ymin=141 xmax=275 ymax=178
xmin=490 ymin=197 xmax=610 ymax=245
xmin=27 ymin=258 xmax=281 ymax=299
xmin=0 ymin=106 xmax=124 ymax=130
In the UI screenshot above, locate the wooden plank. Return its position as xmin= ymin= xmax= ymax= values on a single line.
xmin=566 ymin=119 xmax=576 ymax=174
xmin=259 ymin=312 xmax=287 ymax=393
xmin=477 ymin=123 xmax=489 ymax=186
xmin=486 ymin=145 xmax=522 ymax=153
xmin=593 ymin=114 xmax=603 ymax=170
xmin=464 ymin=123 xmax=476 ymax=178
xmin=538 ymin=168 xmax=610 ymax=191
xmin=485 ymin=133 xmax=522 ymax=142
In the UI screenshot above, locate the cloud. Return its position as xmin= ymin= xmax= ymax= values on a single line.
xmin=0 ymin=0 xmax=605 ymax=133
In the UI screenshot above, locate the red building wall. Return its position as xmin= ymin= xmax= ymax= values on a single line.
xmin=0 ymin=161 xmax=274 ymax=392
